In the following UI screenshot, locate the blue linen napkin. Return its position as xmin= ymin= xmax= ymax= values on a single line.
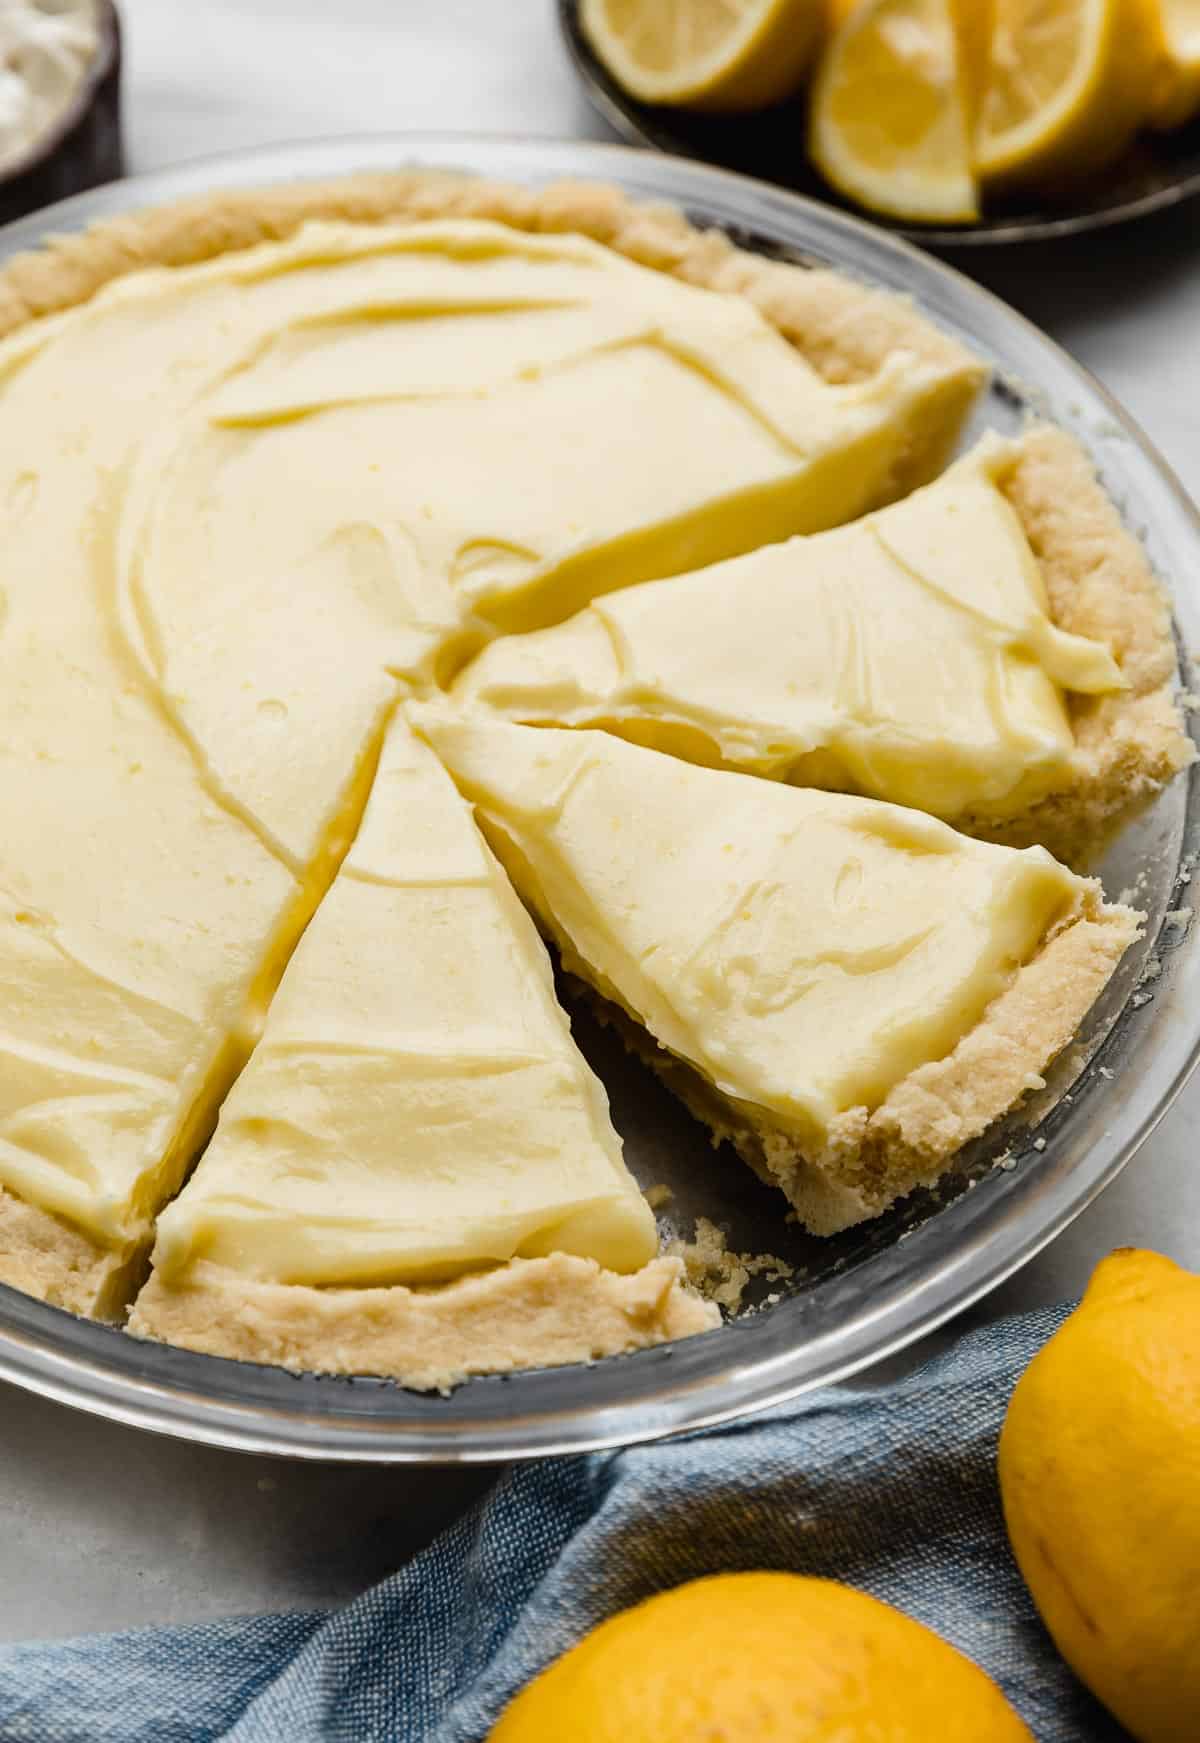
xmin=0 ymin=1305 xmax=1128 ymax=1743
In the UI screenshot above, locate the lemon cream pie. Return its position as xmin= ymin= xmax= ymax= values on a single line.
xmin=0 ymin=170 xmax=1176 ymax=1386
xmin=130 ymin=714 xmax=715 ymax=1385
xmin=415 ymin=712 xmax=1140 ymax=1236
xmin=454 ymin=428 xmax=1191 ymax=860
xmin=0 ymin=172 xmax=983 ymax=1339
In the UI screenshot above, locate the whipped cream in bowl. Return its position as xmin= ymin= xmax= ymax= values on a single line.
xmin=0 ymin=0 xmax=99 ymax=171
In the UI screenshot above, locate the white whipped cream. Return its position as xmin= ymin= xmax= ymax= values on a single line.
xmin=0 ymin=0 xmax=99 ymax=170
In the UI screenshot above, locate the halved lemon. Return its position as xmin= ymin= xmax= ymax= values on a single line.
xmin=580 ymin=0 xmax=827 ymax=111
xmin=1149 ymin=0 xmax=1200 ymax=127
xmin=975 ymin=0 xmax=1164 ymax=187
xmin=809 ymin=0 xmax=981 ymax=223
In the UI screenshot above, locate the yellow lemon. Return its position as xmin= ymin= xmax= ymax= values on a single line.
xmin=1149 ymin=0 xmax=1200 ymax=126
xmin=974 ymin=0 xmax=1164 ymax=188
xmin=809 ymin=0 xmax=982 ymax=223
xmin=999 ymin=1248 xmax=1200 ymax=1743
xmin=489 ymin=1570 xmax=1032 ymax=1741
xmin=579 ymin=0 xmax=827 ymax=111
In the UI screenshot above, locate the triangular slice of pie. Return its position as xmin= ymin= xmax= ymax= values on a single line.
xmin=130 ymin=714 xmax=715 ymax=1388
xmin=453 ymin=428 xmax=1192 ymax=863
xmin=415 ymin=710 xmax=1139 ymax=1236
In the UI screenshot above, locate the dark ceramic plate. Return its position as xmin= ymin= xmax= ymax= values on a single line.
xmin=559 ymin=0 xmax=1200 ymax=247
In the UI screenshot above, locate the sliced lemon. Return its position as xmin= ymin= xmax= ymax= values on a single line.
xmin=1149 ymin=0 xmax=1200 ymax=127
xmin=809 ymin=0 xmax=981 ymax=223
xmin=975 ymin=0 xmax=1163 ymax=187
xmin=580 ymin=0 xmax=827 ymax=111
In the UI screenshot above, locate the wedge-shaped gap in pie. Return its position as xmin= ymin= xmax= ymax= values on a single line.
xmin=130 ymin=714 xmax=717 ymax=1388
xmin=453 ymin=426 xmax=1193 ymax=866
xmin=415 ymin=712 xmax=1141 ymax=1237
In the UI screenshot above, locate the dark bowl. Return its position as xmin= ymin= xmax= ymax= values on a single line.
xmin=559 ymin=0 xmax=1200 ymax=247
xmin=0 ymin=0 xmax=123 ymax=227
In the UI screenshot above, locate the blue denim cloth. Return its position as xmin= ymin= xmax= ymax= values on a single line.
xmin=0 ymin=1306 xmax=1127 ymax=1743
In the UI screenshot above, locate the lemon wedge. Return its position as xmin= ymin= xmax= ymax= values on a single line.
xmin=975 ymin=0 xmax=1163 ymax=187
xmin=809 ymin=0 xmax=981 ymax=222
xmin=1149 ymin=0 xmax=1200 ymax=126
xmin=579 ymin=0 xmax=826 ymax=110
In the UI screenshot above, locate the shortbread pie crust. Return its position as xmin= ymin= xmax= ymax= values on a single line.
xmin=0 ymin=172 xmax=1171 ymax=1387
xmin=0 ymin=1185 xmax=138 ymax=1319
xmin=970 ymin=425 xmax=1193 ymax=864
xmin=131 ymin=1253 xmax=716 ymax=1393
xmin=0 ymin=170 xmax=982 ymax=498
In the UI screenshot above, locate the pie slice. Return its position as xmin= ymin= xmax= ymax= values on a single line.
xmin=454 ymin=427 xmax=1192 ymax=863
xmin=415 ymin=710 xmax=1140 ymax=1236
xmin=0 ymin=173 xmax=983 ymax=1321
xmin=130 ymin=714 xmax=716 ymax=1387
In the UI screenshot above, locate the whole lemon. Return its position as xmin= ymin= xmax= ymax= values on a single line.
xmin=488 ymin=1570 xmax=1031 ymax=1741
xmin=999 ymin=1248 xmax=1200 ymax=1743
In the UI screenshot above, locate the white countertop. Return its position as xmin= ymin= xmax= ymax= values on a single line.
xmin=3 ymin=0 xmax=1199 ymax=1643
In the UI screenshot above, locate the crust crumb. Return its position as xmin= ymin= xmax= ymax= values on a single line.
xmin=669 ymin=1216 xmax=795 ymax=1313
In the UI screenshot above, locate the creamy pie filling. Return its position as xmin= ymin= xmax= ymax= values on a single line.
xmin=453 ymin=434 xmax=1126 ymax=825
xmin=112 ymin=216 xmax=969 ymax=869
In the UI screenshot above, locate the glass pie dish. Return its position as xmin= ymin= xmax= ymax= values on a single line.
xmin=0 ymin=134 xmax=1196 ymax=1462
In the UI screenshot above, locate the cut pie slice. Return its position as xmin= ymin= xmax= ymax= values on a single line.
xmin=415 ymin=711 xmax=1140 ymax=1236
xmin=130 ymin=715 xmax=716 ymax=1388
xmin=454 ymin=428 xmax=1192 ymax=863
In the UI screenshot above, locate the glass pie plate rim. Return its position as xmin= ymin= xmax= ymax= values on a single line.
xmin=0 ymin=133 xmax=1197 ymax=1464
